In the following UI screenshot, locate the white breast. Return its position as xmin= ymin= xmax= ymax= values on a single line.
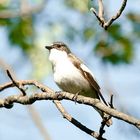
xmin=49 ymin=49 xmax=91 ymax=94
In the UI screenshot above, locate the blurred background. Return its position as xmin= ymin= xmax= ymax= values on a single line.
xmin=0 ymin=0 xmax=140 ymax=140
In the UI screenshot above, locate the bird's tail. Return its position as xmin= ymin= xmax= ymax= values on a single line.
xmin=97 ymin=91 xmax=112 ymax=126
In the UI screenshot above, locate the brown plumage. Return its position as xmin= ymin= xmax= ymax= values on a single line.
xmin=45 ymin=42 xmax=112 ymax=126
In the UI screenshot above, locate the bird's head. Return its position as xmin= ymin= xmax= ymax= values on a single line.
xmin=45 ymin=42 xmax=71 ymax=64
xmin=45 ymin=42 xmax=71 ymax=54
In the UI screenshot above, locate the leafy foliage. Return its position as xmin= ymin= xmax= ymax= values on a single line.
xmin=127 ymin=13 xmax=140 ymax=37
xmin=64 ymin=0 xmax=89 ymax=12
xmin=94 ymin=24 xmax=134 ymax=64
xmin=0 ymin=0 xmax=139 ymax=79
xmin=8 ymin=17 xmax=34 ymax=52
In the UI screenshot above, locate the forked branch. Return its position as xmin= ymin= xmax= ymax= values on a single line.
xmin=90 ymin=0 xmax=127 ymax=30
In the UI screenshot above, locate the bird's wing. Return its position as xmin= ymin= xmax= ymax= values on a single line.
xmin=68 ymin=53 xmax=108 ymax=105
xmin=68 ymin=53 xmax=100 ymax=92
xmin=80 ymin=64 xmax=100 ymax=92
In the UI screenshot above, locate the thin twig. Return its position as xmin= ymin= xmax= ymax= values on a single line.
xmin=109 ymin=94 xmax=114 ymax=109
xmin=99 ymin=120 xmax=106 ymax=138
xmin=98 ymin=0 xmax=104 ymax=22
xmin=90 ymin=8 xmax=104 ymax=25
xmin=104 ymin=0 xmax=127 ymax=29
xmin=99 ymin=114 xmax=112 ymax=138
xmin=6 ymin=70 xmax=26 ymax=96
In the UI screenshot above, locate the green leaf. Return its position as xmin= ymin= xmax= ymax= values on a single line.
xmin=8 ymin=17 xmax=34 ymax=53
xmin=94 ymin=36 xmax=134 ymax=64
xmin=64 ymin=0 xmax=89 ymax=12
xmin=0 ymin=18 xmax=11 ymax=26
xmin=83 ymin=27 xmax=95 ymax=41
xmin=107 ymin=24 xmax=121 ymax=39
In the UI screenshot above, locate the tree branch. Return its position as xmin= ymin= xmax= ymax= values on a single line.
xmin=0 ymin=70 xmax=105 ymax=139
xmin=0 ymin=61 xmax=52 ymax=140
xmin=0 ymin=80 xmax=140 ymax=131
xmin=90 ymin=0 xmax=127 ymax=30
xmin=0 ymin=0 xmax=46 ymax=18
xmin=53 ymin=100 xmax=104 ymax=139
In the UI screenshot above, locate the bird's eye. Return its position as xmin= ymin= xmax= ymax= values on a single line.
xmin=57 ymin=45 xmax=61 ymax=48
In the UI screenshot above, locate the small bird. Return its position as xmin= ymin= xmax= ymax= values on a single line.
xmin=45 ymin=41 xmax=112 ymax=126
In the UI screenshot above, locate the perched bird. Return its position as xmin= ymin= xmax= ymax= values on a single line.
xmin=45 ymin=41 xmax=112 ymax=126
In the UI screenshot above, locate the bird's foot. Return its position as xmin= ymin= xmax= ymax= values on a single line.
xmin=55 ymin=91 xmax=61 ymax=94
xmin=72 ymin=90 xmax=81 ymax=104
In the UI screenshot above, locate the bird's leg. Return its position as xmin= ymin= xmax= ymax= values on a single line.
xmin=72 ymin=90 xmax=82 ymax=104
xmin=55 ymin=91 xmax=63 ymax=99
xmin=55 ymin=91 xmax=62 ymax=94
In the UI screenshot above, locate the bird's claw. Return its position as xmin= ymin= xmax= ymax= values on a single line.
xmin=72 ymin=90 xmax=81 ymax=104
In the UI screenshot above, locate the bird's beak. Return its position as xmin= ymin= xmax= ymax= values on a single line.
xmin=45 ymin=45 xmax=53 ymax=50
